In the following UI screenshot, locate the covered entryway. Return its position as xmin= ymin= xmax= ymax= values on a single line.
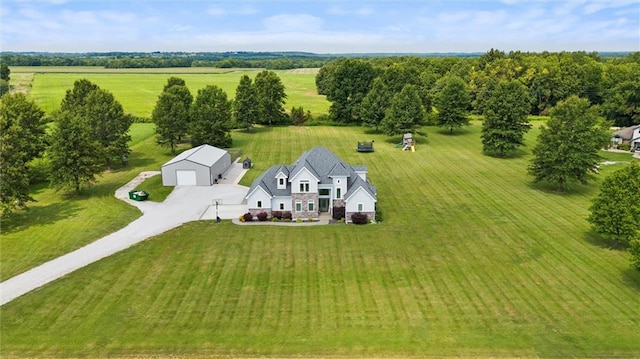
xmin=176 ymin=170 xmax=197 ymax=186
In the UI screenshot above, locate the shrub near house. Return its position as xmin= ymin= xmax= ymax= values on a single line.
xmin=245 ymin=147 xmax=377 ymax=223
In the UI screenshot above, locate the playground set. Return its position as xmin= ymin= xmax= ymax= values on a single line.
xmin=395 ymin=133 xmax=416 ymax=152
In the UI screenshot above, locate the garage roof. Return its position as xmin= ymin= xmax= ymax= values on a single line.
xmin=162 ymin=144 xmax=228 ymax=167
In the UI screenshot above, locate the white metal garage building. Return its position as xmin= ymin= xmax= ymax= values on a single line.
xmin=161 ymin=144 xmax=231 ymax=186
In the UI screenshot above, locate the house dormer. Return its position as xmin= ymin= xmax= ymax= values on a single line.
xmin=275 ymin=166 xmax=289 ymax=190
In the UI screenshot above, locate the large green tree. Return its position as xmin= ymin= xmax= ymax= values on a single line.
xmin=481 ymin=80 xmax=532 ymax=157
xmin=324 ymin=59 xmax=375 ymax=124
xmin=60 ymin=79 xmax=100 ymax=113
xmin=361 ymin=77 xmax=393 ymax=132
xmin=190 ymin=85 xmax=232 ymax=148
xmin=48 ymin=111 xmax=103 ymax=194
xmin=381 ymin=84 xmax=425 ymax=136
xmin=0 ymin=94 xmax=47 ymax=214
xmin=528 ymin=96 xmax=610 ymax=192
xmin=83 ymin=89 xmax=132 ymax=168
xmin=588 ymin=162 xmax=640 ymax=246
xmin=152 ymin=84 xmax=193 ymax=154
xmin=433 ymin=75 xmax=470 ymax=133
xmin=254 ymin=70 xmax=287 ymax=126
xmin=233 ymin=75 xmax=258 ymax=130
xmin=601 ymin=79 xmax=640 ymax=127
xmin=59 ymin=80 xmax=131 ymax=168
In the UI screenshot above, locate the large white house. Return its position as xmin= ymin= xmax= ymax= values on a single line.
xmin=245 ymin=147 xmax=377 ymax=223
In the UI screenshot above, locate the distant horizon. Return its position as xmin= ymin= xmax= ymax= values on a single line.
xmin=2 ymin=1 xmax=638 ymax=53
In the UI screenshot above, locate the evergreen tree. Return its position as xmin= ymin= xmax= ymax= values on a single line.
xmin=381 ymin=84 xmax=425 ymax=136
xmin=48 ymin=111 xmax=103 ymax=194
xmin=254 ymin=70 xmax=287 ymax=126
xmin=433 ymin=75 xmax=470 ymax=133
xmin=481 ymin=80 xmax=532 ymax=157
xmin=233 ymin=75 xmax=258 ymax=130
xmin=0 ymin=94 xmax=47 ymax=214
xmin=588 ymin=162 xmax=640 ymax=246
xmin=528 ymin=96 xmax=610 ymax=192
xmin=190 ymin=85 xmax=232 ymax=148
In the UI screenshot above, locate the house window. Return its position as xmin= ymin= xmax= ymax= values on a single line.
xmin=357 ymin=203 xmax=363 ymax=212
xmin=257 ymin=200 xmax=262 ymax=208
xmin=299 ymin=180 xmax=309 ymax=192
xmin=295 ymin=201 xmax=302 ymax=212
xmin=319 ymin=188 xmax=330 ymax=196
xmin=279 ymin=203 xmax=285 ymax=210
xmin=279 ymin=178 xmax=284 ymax=186
xmin=308 ymin=200 xmax=314 ymax=212
xmin=336 ymin=188 xmax=341 ymax=199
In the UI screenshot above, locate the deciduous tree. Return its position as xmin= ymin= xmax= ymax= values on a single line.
xmin=588 ymin=162 xmax=640 ymax=246
xmin=0 ymin=94 xmax=47 ymax=214
xmin=381 ymin=84 xmax=425 ymax=136
xmin=528 ymin=96 xmax=610 ymax=192
xmin=481 ymin=80 xmax=532 ymax=157
xmin=324 ymin=59 xmax=375 ymax=124
xmin=48 ymin=111 xmax=103 ymax=194
xmin=361 ymin=77 xmax=392 ymax=132
xmin=433 ymin=75 xmax=470 ymax=133
xmin=233 ymin=75 xmax=258 ymax=130
xmin=190 ymin=85 xmax=232 ymax=148
xmin=254 ymin=70 xmax=287 ymax=126
xmin=152 ymin=84 xmax=192 ymax=154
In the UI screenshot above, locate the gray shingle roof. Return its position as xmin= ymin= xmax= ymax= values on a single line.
xmin=246 ymin=147 xmax=376 ymax=200
xmin=162 ymin=144 xmax=228 ymax=167
xmin=612 ymin=125 xmax=640 ymax=140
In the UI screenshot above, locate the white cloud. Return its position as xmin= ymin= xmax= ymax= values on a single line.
xmin=263 ymin=14 xmax=323 ymax=32
xmin=437 ymin=11 xmax=470 ymax=23
xmin=206 ymin=4 xmax=257 ymax=17
xmin=327 ymin=5 xmax=373 ymax=17
xmin=60 ymin=10 xmax=98 ymax=25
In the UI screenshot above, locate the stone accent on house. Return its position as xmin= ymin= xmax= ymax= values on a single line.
xmin=333 ymin=199 xmax=345 ymax=208
xmin=292 ymin=193 xmax=319 ymax=219
xmin=346 ymin=211 xmax=375 ymax=224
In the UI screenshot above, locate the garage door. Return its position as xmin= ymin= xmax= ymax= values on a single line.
xmin=176 ymin=170 xmax=197 ymax=186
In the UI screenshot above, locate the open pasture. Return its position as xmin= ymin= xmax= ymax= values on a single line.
xmin=1 ymin=123 xmax=638 ymax=358
xmin=11 ymin=66 xmax=326 ymax=118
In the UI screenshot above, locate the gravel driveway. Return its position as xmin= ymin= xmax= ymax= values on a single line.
xmin=0 ymin=164 xmax=249 ymax=306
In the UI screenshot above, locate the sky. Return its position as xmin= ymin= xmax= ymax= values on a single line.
xmin=1 ymin=0 xmax=639 ymax=53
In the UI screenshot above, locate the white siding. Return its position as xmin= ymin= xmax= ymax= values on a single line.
xmin=272 ymin=196 xmax=292 ymax=211
xmin=345 ymin=188 xmax=376 ymax=213
xmin=246 ymin=187 xmax=272 ymax=210
xmin=291 ymin=168 xmax=319 ymax=194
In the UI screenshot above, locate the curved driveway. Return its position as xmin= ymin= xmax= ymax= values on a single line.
xmin=0 ymin=165 xmax=249 ymax=306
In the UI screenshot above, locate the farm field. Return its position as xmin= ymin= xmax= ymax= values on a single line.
xmin=1 ymin=122 xmax=639 ymax=358
xmin=11 ymin=66 xmax=328 ymax=118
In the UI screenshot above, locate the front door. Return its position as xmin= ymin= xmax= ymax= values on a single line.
xmin=319 ymin=198 xmax=330 ymax=212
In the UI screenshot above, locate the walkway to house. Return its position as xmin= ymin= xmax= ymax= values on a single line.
xmin=0 ymin=161 xmax=249 ymax=306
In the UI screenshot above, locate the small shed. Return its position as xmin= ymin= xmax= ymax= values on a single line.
xmin=161 ymin=144 xmax=231 ymax=186
xmin=242 ymin=157 xmax=252 ymax=169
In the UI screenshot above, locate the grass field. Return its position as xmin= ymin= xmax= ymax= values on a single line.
xmin=11 ymin=66 xmax=327 ymax=118
xmin=1 ymin=122 xmax=639 ymax=358
xmin=0 ymin=123 xmax=180 ymax=281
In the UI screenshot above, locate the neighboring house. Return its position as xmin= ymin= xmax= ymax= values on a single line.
xmin=161 ymin=144 xmax=231 ymax=186
xmin=611 ymin=124 xmax=640 ymax=151
xmin=245 ymin=147 xmax=377 ymax=223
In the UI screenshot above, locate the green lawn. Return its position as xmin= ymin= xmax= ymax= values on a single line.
xmin=12 ymin=66 xmax=327 ymax=118
xmin=1 ymin=123 xmax=638 ymax=358
xmin=0 ymin=123 xmax=177 ymax=280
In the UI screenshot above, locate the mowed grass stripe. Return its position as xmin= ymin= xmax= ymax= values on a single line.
xmin=2 ymin=124 xmax=639 ymax=357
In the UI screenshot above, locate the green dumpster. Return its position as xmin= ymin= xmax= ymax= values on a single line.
xmin=128 ymin=190 xmax=149 ymax=201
